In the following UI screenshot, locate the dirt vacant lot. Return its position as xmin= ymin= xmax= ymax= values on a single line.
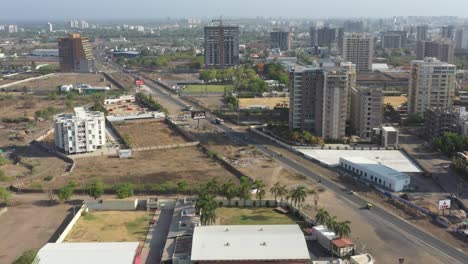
xmin=384 ymin=96 xmax=407 ymax=107
xmin=112 ymin=120 xmax=189 ymax=148
xmin=6 ymin=73 xmax=110 ymax=91
xmin=64 ymin=147 xmax=239 ymax=188
xmin=0 ymin=194 xmax=73 ymax=264
xmin=65 ymin=211 xmax=149 ymax=243
xmin=239 ymin=97 xmax=289 ymax=109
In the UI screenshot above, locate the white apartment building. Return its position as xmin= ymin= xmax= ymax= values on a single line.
xmin=408 ymin=57 xmax=456 ymax=114
xmin=54 ymin=107 xmax=106 ymax=154
xmin=342 ymin=33 xmax=374 ymax=72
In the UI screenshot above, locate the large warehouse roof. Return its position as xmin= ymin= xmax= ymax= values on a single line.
xmin=191 ymin=225 xmax=310 ymax=261
xmin=341 ymin=157 xmax=410 ymax=181
xmin=36 ymin=242 xmax=139 ymax=264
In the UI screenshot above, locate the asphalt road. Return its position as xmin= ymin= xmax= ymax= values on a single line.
xmin=141 ymin=78 xmax=468 ymax=263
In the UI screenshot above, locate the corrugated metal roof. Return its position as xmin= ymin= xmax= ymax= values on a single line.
xmin=191 ymin=225 xmax=310 ymax=261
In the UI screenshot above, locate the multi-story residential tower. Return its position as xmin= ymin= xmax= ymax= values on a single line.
xmin=54 ymin=107 xmax=106 ymax=154
xmin=381 ymin=31 xmax=407 ymax=49
xmin=351 ymin=87 xmax=383 ymax=139
xmin=408 ymin=58 xmax=456 ymax=114
xmin=441 ymin=25 xmax=455 ymax=39
xmin=58 ymin=34 xmax=95 ymax=73
xmin=270 ymin=30 xmax=290 ymax=51
xmin=288 ymin=62 xmax=355 ymax=139
xmin=337 ymin=28 xmax=344 ymax=54
xmin=342 ymin=33 xmax=374 ymax=72
xmin=204 ymin=25 xmax=239 ymax=68
xmin=317 ymin=27 xmax=336 ymax=46
xmin=455 ymin=27 xmax=468 ymax=50
xmin=310 ymin=27 xmax=317 ymax=46
xmin=416 ymin=39 xmax=454 ymax=63
xmin=416 ymin=25 xmax=429 ymax=41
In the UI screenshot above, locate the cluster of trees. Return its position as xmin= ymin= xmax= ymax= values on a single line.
xmin=199 ymin=66 xmax=269 ymax=94
xmin=224 ymin=93 xmax=238 ymax=110
xmin=34 ymin=106 xmax=58 ymax=120
xmin=255 ymin=63 xmax=289 ymax=85
xmin=135 ymin=92 xmax=168 ymax=113
xmin=117 ymin=52 xmax=203 ymax=69
xmin=432 ymin=132 xmax=468 ymax=156
xmin=54 ymin=180 xmax=134 ymax=202
xmin=37 ymin=64 xmax=59 ymax=75
xmin=266 ymin=124 xmax=325 ymax=146
xmin=315 ymin=208 xmax=352 ymax=238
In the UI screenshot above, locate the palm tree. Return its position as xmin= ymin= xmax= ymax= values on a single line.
xmin=326 ymin=216 xmax=338 ymax=231
xmin=315 ymin=208 xmax=330 ymax=225
xmin=270 ymin=182 xmax=288 ymax=203
xmin=221 ymin=180 xmax=237 ymax=204
xmin=196 ymin=192 xmax=217 ymax=225
xmin=277 ymin=184 xmax=288 ymax=204
xmin=290 ymin=186 xmax=308 ymax=212
xmin=204 ymin=178 xmax=220 ymax=195
xmin=253 ymin=180 xmax=265 ymax=204
xmin=270 ymin=182 xmax=281 ymax=201
xmin=237 ymin=176 xmax=252 ymax=206
xmin=334 ymin=221 xmax=352 ymax=238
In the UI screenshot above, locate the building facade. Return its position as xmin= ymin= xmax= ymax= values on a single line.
xmin=455 ymin=27 xmax=468 ymax=50
xmin=317 ymin=27 xmax=336 ymax=46
xmin=441 ymin=25 xmax=455 ymax=39
xmin=289 ymin=62 xmax=355 ymax=139
xmin=408 ymin=58 xmax=456 ymax=114
xmin=58 ymin=34 xmax=95 ymax=73
xmin=270 ymin=30 xmax=290 ymax=51
xmin=416 ymin=25 xmax=429 ymax=41
xmin=381 ymin=31 xmax=407 ymax=49
xmin=340 ymin=157 xmax=410 ymax=192
xmin=423 ymin=107 xmax=461 ymax=139
xmin=350 ymin=86 xmax=383 ymax=139
xmin=342 ymin=33 xmax=374 ymax=72
xmin=54 ymin=107 xmax=106 ymax=154
xmin=204 ymin=26 xmax=239 ymax=68
xmin=416 ymin=39 xmax=455 ymax=63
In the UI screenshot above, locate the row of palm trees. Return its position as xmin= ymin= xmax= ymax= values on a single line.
xmin=315 ymin=208 xmax=351 ymax=238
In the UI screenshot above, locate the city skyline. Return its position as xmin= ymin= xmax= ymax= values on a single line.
xmin=2 ymin=0 xmax=468 ymax=21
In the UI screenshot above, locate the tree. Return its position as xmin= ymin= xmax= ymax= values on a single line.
xmin=253 ymin=179 xmax=265 ymax=203
xmin=290 ymin=185 xmax=308 ymax=212
xmin=269 ymin=182 xmax=282 ymax=201
xmin=57 ymin=185 xmax=74 ymax=202
xmin=177 ymin=180 xmax=189 ymax=195
xmin=237 ymin=176 xmax=252 ymax=205
xmin=196 ymin=186 xmax=218 ymax=225
xmin=88 ymin=180 xmax=104 ymax=199
xmin=334 ymin=220 xmax=352 ymax=238
xmin=326 ymin=216 xmax=338 ymax=231
xmin=203 ymin=178 xmax=220 ymax=195
xmin=315 ymin=208 xmax=330 ymax=225
xmin=114 ymin=183 xmax=133 ymax=199
xmin=221 ymin=180 xmax=237 ymax=203
xmin=0 ymin=186 xmax=11 ymax=205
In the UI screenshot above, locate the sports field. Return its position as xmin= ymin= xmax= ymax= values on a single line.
xmin=183 ymin=85 xmax=233 ymax=93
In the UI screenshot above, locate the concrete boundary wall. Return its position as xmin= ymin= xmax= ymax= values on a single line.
xmin=133 ymin=142 xmax=199 ymax=152
xmin=55 ymin=205 xmax=86 ymax=243
xmin=102 ymin=72 xmax=126 ymax=90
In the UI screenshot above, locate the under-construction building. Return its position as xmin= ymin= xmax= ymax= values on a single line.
xmin=204 ymin=26 xmax=239 ymax=68
xmin=58 ymin=34 xmax=95 ymax=73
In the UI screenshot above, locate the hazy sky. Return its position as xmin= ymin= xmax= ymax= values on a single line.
xmin=3 ymin=0 xmax=468 ymax=21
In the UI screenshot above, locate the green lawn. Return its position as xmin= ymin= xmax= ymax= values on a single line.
xmin=183 ymin=85 xmax=233 ymax=93
xmin=217 ymin=207 xmax=302 ymax=225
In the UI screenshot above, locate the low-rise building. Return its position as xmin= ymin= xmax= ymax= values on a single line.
xmin=340 ymin=156 xmax=411 ymax=192
xmin=191 ymin=225 xmax=310 ymax=264
xmin=381 ymin=126 xmax=399 ymax=147
xmin=54 ymin=107 xmax=106 ymax=154
xmin=350 ymin=86 xmax=383 ymax=139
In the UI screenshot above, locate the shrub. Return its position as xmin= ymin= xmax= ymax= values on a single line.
xmin=114 ymin=183 xmax=134 ymax=199
xmin=12 ymin=249 xmax=38 ymax=264
xmin=43 ymin=175 xmax=54 ymax=181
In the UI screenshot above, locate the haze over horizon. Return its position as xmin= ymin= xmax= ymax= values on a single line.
xmin=3 ymin=0 xmax=468 ymax=21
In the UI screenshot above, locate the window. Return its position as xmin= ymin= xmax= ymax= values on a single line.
xmin=371 ymin=176 xmax=374 ymax=180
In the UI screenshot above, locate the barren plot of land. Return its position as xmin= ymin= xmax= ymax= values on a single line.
xmin=66 ymin=147 xmax=238 ymax=187
xmin=7 ymin=73 xmax=109 ymax=91
xmin=107 ymin=72 xmax=135 ymax=88
xmin=384 ymin=96 xmax=407 ymax=107
xmin=216 ymin=208 xmax=299 ymax=225
xmin=0 ymin=193 xmax=73 ymax=264
xmin=239 ymin=97 xmax=289 ymax=109
xmin=112 ymin=120 xmax=188 ymax=148
xmin=64 ymin=211 xmax=149 ymax=243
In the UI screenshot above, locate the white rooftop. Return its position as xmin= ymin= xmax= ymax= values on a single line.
xmin=295 ymin=148 xmax=421 ymax=173
xmin=36 ymin=242 xmax=139 ymax=264
xmin=191 ymin=225 xmax=310 ymax=261
xmin=382 ymin=126 xmax=397 ymax=132
xmin=341 ymin=157 xmax=410 ymax=181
